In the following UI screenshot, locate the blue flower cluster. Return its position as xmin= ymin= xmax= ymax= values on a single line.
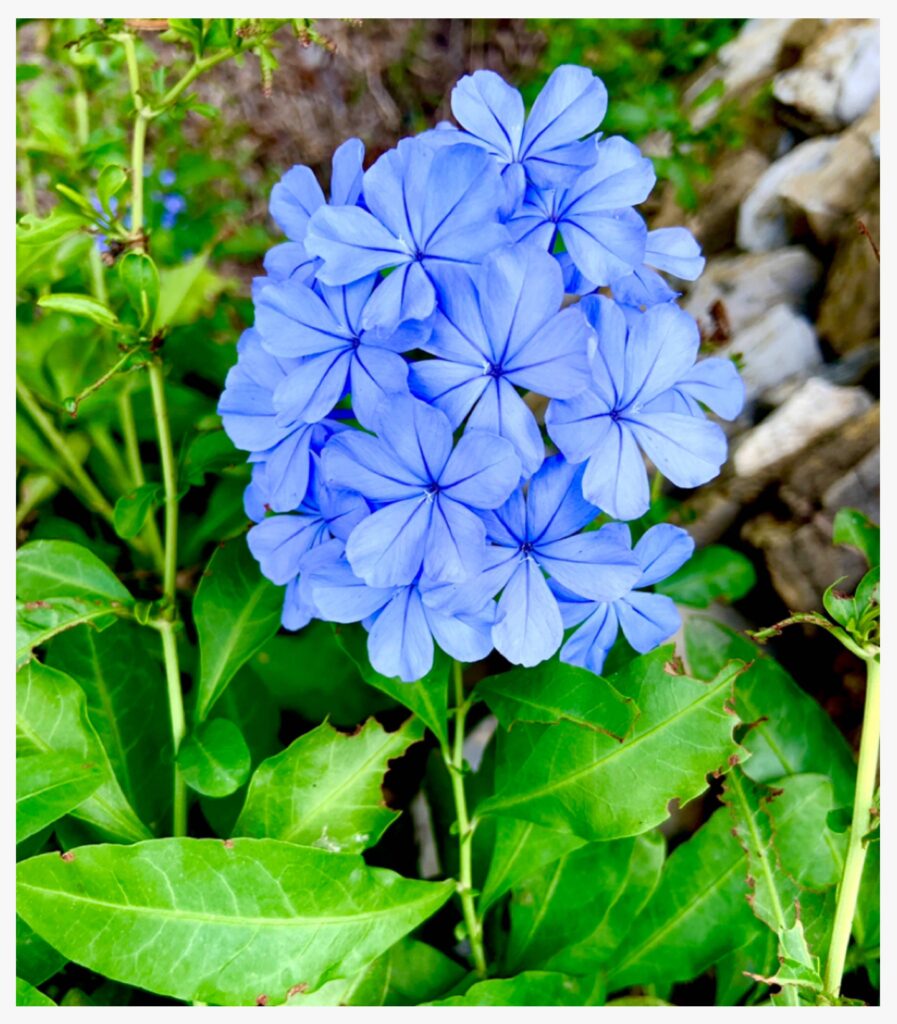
xmin=219 ymin=65 xmax=744 ymax=681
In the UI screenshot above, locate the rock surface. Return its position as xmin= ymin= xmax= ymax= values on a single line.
xmin=773 ymin=20 xmax=880 ymax=132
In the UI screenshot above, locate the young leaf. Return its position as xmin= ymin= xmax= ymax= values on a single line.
xmin=113 ymin=483 xmax=163 ymax=540
xmin=96 ymin=164 xmax=128 ymax=214
xmin=475 ymin=659 xmax=639 ymax=741
xmin=193 ymin=537 xmax=284 ymax=722
xmin=823 ymin=579 xmax=857 ymax=631
xmin=832 ymin=507 xmax=879 ymax=567
xmin=153 ymin=250 xmax=210 ymax=330
xmin=479 ymin=818 xmax=587 ymax=913
xmin=235 ymin=716 xmax=424 ymax=853
xmin=479 ymin=648 xmax=743 ymax=841
xmin=16 ymin=838 xmax=454 ymax=1006
xmin=654 ymin=544 xmax=756 ymax=607
xmin=684 ymin=618 xmax=857 ymax=806
xmin=336 ymin=623 xmax=449 ymax=746
xmin=118 ymin=251 xmax=160 ymax=329
xmin=606 ymin=807 xmax=760 ymax=990
xmin=426 ymin=971 xmax=605 ymax=1006
xmin=505 ymin=832 xmax=665 ymax=974
xmin=45 ymin=618 xmax=172 ymax=835
xmin=16 ymin=752 xmax=104 ymax=843
xmin=16 ymin=208 xmax=86 ymax=246
xmin=37 ymin=293 xmax=120 ymax=329
xmin=16 ymin=977 xmax=57 ymax=1007
xmin=177 ymin=718 xmax=252 ymax=798
xmin=16 ymin=659 xmax=151 ymax=843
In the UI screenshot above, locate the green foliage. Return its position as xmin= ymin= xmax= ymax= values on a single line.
xmin=177 ymin=717 xmax=252 ymax=798
xmin=16 ymin=752 xmax=104 ymax=843
xmin=16 ymin=838 xmax=454 ymax=1005
xmin=655 ymin=544 xmax=756 ymax=607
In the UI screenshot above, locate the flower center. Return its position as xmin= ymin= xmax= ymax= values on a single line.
xmin=484 ymin=361 xmax=504 ymax=379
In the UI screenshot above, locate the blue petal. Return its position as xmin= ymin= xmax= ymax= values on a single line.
xmin=525 ymin=455 xmax=600 ymax=544
xmin=579 ymin=419 xmax=650 ymax=521
xmin=479 ymin=491 xmax=527 ymax=549
xmin=367 ymin=586 xmax=434 ymax=682
xmin=626 ymin=411 xmax=727 ymax=489
xmin=247 ymin=513 xmax=323 ymax=585
xmin=465 ymin=377 xmax=544 ymax=479
xmin=633 ymin=523 xmax=694 ymax=587
xmin=424 ymin=221 xmax=511 ymax=268
xmin=579 ymin=294 xmax=628 ymax=408
xmin=535 ymin=529 xmax=641 ymax=602
xmin=425 ymin=267 xmax=492 ymax=363
xmin=451 ymin=70 xmax=524 ymax=162
xmin=423 ymin=496 xmax=488 ymax=583
xmin=560 ymin=601 xmax=619 ymax=676
xmin=548 ymin=578 xmax=600 ymax=628
xmin=269 ymin=164 xmax=325 ymax=241
xmin=440 ymin=428 xmax=521 ymax=509
xmin=612 ymin=266 xmax=678 ymax=309
xmin=376 ymin=395 xmax=453 ymax=483
xmin=421 ymin=144 xmax=506 ymax=250
xmin=349 ymin=345 xmax=410 ymax=430
xmin=255 ymin=280 xmax=353 ymax=359
xmin=345 ymin=496 xmax=432 ymax=587
xmin=423 ymin=599 xmax=495 ymax=664
xmin=408 ymin=359 xmax=488 ymax=429
xmin=319 ymin=483 xmax=370 ymax=543
xmin=561 ymin=136 xmax=655 ymax=213
xmin=305 ymin=205 xmax=411 ymax=285
xmin=322 ymin=430 xmax=422 ymax=502
xmin=671 ymin=357 xmax=745 ymax=421
xmin=243 ymin=471 xmax=267 ymax=523
xmin=520 ymin=66 xmax=608 ymax=187
xmin=503 ymin=304 xmax=594 ymax=398
xmin=616 ymin=590 xmax=681 ymax=654
xmin=493 ymin=557 xmax=563 ymax=667
xmin=623 ymin=304 xmax=701 ymax=407
xmin=561 ymin=207 xmax=648 ymax=287
xmin=360 ymin=261 xmax=435 ymax=334
xmin=273 ymin=350 xmax=350 ymax=424
xmin=329 ymin=137 xmax=365 ymax=207
xmin=281 ymin=575 xmax=316 ymax=632
xmin=424 ymin=544 xmax=519 ymax=617
xmin=305 ymin=548 xmax=395 ymax=623
xmin=263 ymin=242 xmax=319 ymax=286
xmin=645 ymin=227 xmax=705 ymax=280
xmin=545 ymin=391 xmax=614 ymax=466
xmin=258 ymin=424 xmax=316 ymax=513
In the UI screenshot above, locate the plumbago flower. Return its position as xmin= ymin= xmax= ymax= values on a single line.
xmin=507 ymin=136 xmax=655 ymax=286
xmin=264 ymin=137 xmax=365 ymax=285
xmin=254 ymin=274 xmax=428 ymax=428
xmin=323 ymin=395 xmax=521 ymax=586
xmin=546 ymin=296 xmax=744 ymax=521
xmin=306 ymin=138 xmax=509 ymax=332
xmin=551 ymin=523 xmax=694 ymax=675
xmin=427 ymin=65 xmax=608 ymax=211
xmin=409 ymin=244 xmax=594 ymax=476
xmin=221 ymin=63 xmax=746 ymax=682
xmin=433 ymin=456 xmax=641 ymax=667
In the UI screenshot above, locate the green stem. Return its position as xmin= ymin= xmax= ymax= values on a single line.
xmin=446 ymin=660 xmax=488 ymax=978
xmin=118 ymin=390 xmax=165 ymax=569
xmin=130 ymin=112 xmax=148 ymax=236
xmin=823 ymin=656 xmax=880 ymax=1000
xmin=69 ymin=346 xmax=142 ymax=415
xmin=16 ymin=374 xmax=117 ymax=527
xmin=154 ymin=618 xmax=188 ymax=837
xmin=148 ymin=360 xmax=179 ymax=607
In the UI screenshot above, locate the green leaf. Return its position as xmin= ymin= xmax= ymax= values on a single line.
xmin=37 ymin=292 xmax=120 ymax=329
xmin=177 ymin=718 xmax=251 ymax=799
xmin=714 ymin=925 xmax=778 ymax=1006
xmin=17 ymin=838 xmax=454 ymax=1006
xmin=288 ymin=937 xmax=466 ymax=1006
xmin=427 ymin=971 xmax=605 ymax=1006
xmin=823 ymin=579 xmax=857 ymax=630
xmin=16 ymin=977 xmax=57 ymax=1007
xmin=475 ymin=659 xmax=639 ymax=740
xmin=96 ymin=164 xmax=128 ymax=214
xmin=16 ymin=914 xmax=66 ymax=987
xmin=16 ymin=540 xmax=133 ymax=666
xmin=118 ymin=251 xmax=160 ymax=329
xmin=832 ymin=507 xmax=879 ymax=567
xmin=765 ymin=773 xmax=847 ymax=889
xmin=153 ymin=250 xmax=212 ymax=330
xmin=654 ymin=544 xmax=756 ymax=607
xmin=684 ymin=618 xmax=856 ymax=805
xmin=16 ymin=752 xmax=103 ymax=842
xmin=16 ymin=208 xmax=86 ymax=246
xmin=113 ymin=482 xmax=163 ymax=540
xmin=17 ymin=539 xmax=131 ymax=604
xmin=335 ymin=623 xmax=449 ymax=746
xmin=480 ymin=818 xmax=587 ymax=913
xmin=16 ymin=659 xmax=151 ymax=843
xmin=606 ymin=807 xmax=759 ymax=990
xmin=479 ymin=649 xmax=743 ymax=841
xmin=236 ymin=716 xmax=424 ymax=853
xmin=193 ymin=537 xmax=284 ymax=722
xmin=179 ymin=429 xmax=240 ymax=487
xmin=47 ymin=623 xmax=170 ymax=834
xmin=506 ymin=832 xmax=665 ymax=974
